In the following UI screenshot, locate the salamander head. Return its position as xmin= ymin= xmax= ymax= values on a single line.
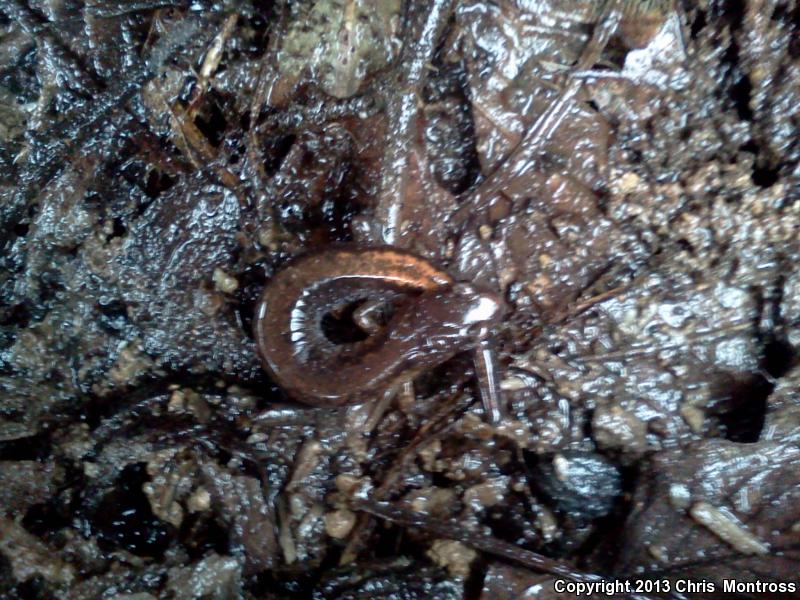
xmin=389 ymin=282 xmax=506 ymax=348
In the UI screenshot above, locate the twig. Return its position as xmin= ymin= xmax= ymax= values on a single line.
xmin=373 ymin=0 xmax=456 ymax=245
xmin=447 ymin=0 xmax=627 ymax=230
xmin=339 ymin=385 xmax=474 ymax=564
xmin=0 ymin=0 xmax=211 ymax=247
xmin=353 ymin=499 xmax=602 ymax=583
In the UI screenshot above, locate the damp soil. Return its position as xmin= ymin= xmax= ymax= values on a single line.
xmin=1 ymin=1 xmax=799 ymax=599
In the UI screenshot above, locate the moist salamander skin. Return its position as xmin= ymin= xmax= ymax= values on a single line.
xmin=253 ymin=246 xmax=505 ymax=406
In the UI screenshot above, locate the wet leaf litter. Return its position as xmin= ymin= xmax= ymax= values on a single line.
xmin=1 ymin=1 xmax=799 ymax=598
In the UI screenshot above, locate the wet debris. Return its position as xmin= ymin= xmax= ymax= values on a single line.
xmin=165 ymin=552 xmax=242 ymax=600
xmin=201 ymin=461 xmax=279 ymax=573
xmin=480 ymin=562 xmax=560 ymax=600
xmin=524 ymin=450 xmax=622 ymax=522
xmin=274 ymin=0 xmax=402 ymax=101
xmin=0 ymin=517 xmax=75 ymax=587
xmin=312 ymin=558 xmax=462 ymax=600
xmin=615 ymin=439 xmax=800 ymax=588
xmin=0 ymin=460 xmax=61 ymax=515
xmin=1 ymin=0 xmax=799 ymax=597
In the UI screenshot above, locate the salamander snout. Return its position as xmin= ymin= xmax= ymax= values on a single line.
xmin=449 ymin=283 xmax=506 ymax=328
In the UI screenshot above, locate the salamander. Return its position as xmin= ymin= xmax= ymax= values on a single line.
xmin=253 ymin=247 xmax=505 ymax=413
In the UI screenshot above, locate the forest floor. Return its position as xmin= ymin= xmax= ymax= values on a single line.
xmin=1 ymin=1 xmax=799 ymax=598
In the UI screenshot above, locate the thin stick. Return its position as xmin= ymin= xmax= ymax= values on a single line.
xmin=353 ymin=499 xmax=602 ymax=583
xmin=473 ymin=337 xmax=504 ymax=424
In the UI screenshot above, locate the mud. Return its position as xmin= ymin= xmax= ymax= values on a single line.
xmin=1 ymin=1 xmax=799 ymax=598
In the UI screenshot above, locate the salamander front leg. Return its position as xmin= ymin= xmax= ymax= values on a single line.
xmin=352 ymin=298 xmax=393 ymax=334
xmin=472 ymin=335 xmax=503 ymax=424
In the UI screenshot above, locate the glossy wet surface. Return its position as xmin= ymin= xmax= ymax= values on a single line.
xmin=1 ymin=1 xmax=799 ymax=597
